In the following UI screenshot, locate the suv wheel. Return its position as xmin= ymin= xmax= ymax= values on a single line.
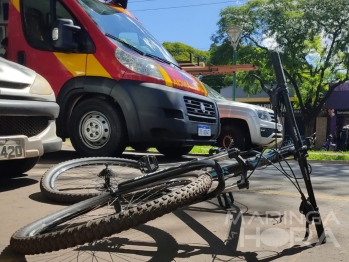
xmin=217 ymin=125 xmax=247 ymax=150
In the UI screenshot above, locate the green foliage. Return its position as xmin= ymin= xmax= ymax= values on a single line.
xmin=162 ymin=42 xmax=224 ymax=88
xmin=210 ymin=0 xmax=349 ymax=134
xmin=162 ymin=42 xmax=209 ymax=63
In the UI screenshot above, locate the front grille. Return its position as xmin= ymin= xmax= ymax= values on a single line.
xmin=184 ymin=97 xmax=217 ymax=123
xmin=0 ymin=81 xmax=29 ymax=89
xmin=0 ymin=116 xmax=48 ymax=137
xmin=269 ymin=112 xmax=276 ymax=122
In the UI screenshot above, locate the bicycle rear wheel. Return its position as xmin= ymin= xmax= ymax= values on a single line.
xmin=41 ymin=157 xmax=143 ymax=203
xmin=11 ymin=172 xmax=212 ymax=255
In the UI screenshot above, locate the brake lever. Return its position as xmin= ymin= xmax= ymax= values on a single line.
xmin=249 ymin=74 xmax=270 ymax=95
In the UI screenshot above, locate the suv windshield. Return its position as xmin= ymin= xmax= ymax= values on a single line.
xmin=77 ymin=0 xmax=178 ymax=66
xmin=203 ymin=83 xmax=226 ymax=100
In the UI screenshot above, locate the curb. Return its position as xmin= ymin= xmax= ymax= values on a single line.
xmin=62 ymin=143 xmax=349 ymax=164
xmin=306 ymin=160 xmax=349 ymax=164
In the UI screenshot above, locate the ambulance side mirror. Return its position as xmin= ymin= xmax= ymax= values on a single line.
xmin=52 ymin=19 xmax=81 ymax=52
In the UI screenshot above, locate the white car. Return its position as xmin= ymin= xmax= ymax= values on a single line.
xmin=0 ymin=58 xmax=61 ymax=174
xmin=204 ymin=84 xmax=283 ymax=150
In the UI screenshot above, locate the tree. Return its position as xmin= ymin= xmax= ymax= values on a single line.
xmin=211 ymin=0 xmax=349 ymax=135
xmin=162 ymin=42 xmax=227 ymax=90
xmin=162 ymin=42 xmax=209 ymax=64
xmin=206 ymin=43 xmax=271 ymax=93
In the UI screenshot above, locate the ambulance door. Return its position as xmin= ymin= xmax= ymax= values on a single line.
xmin=9 ymin=0 xmax=93 ymax=95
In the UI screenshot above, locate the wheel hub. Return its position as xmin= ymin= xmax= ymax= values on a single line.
xmin=80 ymin=111 xmax=111 ymax=149
xmin=98 ymin=164 xmax=117 ymax=190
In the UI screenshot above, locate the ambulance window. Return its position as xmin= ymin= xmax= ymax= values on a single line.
xmin=0 ymin=27 xmax=5 ymax=57
xmin=56 ymin=2 xmax=74 ymax=21
xmin=22 ymin=0 xmax=51 ymax=50
xmin=22 ymin=0 xmax=94 ymax=53
xmin=3 ymin=3 xmax=9 ymax=21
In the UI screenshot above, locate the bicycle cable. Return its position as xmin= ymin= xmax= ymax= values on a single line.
xmin=242 ymin=147 xmax=303 ymax=195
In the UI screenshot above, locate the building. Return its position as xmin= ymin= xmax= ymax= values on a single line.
xmin=323 ymin=83 xmax=349 ymax=151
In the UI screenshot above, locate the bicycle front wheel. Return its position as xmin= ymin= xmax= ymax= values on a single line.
xmin=11 ymin=172 xmax=212 ymax=255
xmin=41 ymin=157 xmax=142 ymax=203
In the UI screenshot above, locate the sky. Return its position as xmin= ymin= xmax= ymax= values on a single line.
xmin=127 ymin=0 xmax=247 ymax=51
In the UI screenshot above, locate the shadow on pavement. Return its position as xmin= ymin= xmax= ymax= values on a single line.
xmin=28 ymin=192 xmax=70 ymax=206
xmin=173 ymin=203 xmax=317 ymax=261
xmin=0 ymin=173 xmax=37 ymax=193
xmin=38 ymin=150 xmax=80 ymax=165
xmin=75 ymin=225 xmax=179 ymax=262
xmin=0 ymin=245 xmax=26 ymax=262
xmin=0 ymin=201 xmax=320 ymax=262
xmin=0 ymin=225 xmax=179 ymax=262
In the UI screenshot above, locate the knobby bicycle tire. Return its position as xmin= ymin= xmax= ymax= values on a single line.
xmin=11 ymin=173 xmax=212 ymax=255
xmin=40 ymin=157 xmax=141 ymax=203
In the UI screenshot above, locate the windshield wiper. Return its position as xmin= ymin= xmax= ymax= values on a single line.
xmin=145 ymin=53 xmax=181 ymax=69
xmin=106 ymin=33 xmax=144 ymax=55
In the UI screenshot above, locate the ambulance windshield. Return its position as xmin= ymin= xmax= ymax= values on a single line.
xmin=77 ymin=0 xmax=178 ymax=66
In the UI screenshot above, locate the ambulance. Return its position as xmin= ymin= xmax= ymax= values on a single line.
xmin=0 ymin=0 xmax=220 ymax=157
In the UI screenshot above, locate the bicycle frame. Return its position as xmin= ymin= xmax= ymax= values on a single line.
xmin=116 ymin=143 xmax=296 ymax=199
xmin=269 ymin=52 xmax=326 ymax=243
xmin=114 ymin=52 xmax=326 ymax=244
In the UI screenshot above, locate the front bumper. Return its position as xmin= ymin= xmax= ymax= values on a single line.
xmin=0 ymin=99 xmax=62 ymax=154
xmin=249 ymin=116 xmax=283 ymax=146
xmin=112 ymin=81 xmax=220 ymax=147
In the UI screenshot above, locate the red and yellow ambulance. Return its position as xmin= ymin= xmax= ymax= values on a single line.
xmin=1 ymin=0 xmax=219 ymax=157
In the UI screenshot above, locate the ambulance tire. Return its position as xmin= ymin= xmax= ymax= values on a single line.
xmin=69 ymin=98 xmax=127 ymax=157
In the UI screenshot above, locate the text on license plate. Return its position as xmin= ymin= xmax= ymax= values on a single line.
xmin=0 ymin=139 xmax=25 ymax=160
xmin=198 ymin=125 xmax=211 ymax=136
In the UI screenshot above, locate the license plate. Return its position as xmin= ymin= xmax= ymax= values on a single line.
xmin=198 ymin=125 xmax=211 ymax=136
xmin=277 ymin=125 xmax=282 ymax=132
xmin=0 ymin=139 xmax=25 ymax=160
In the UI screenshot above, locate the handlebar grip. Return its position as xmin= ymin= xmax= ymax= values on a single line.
xmin=270 ymin=51 xmax=287 ymax=86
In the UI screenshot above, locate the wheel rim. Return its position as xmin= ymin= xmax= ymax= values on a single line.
xmin=49 ymin=160 xmax=140 ymax=195
xmin=47 ymin=159 xmax=197 ymax=198
xmin=222 ymin=135 xmax=234 ymax=148
xmin=79 ymin=111 xmax=111 ymax=149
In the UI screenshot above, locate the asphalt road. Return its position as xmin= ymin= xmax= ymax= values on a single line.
xmin=0 ymin=148 xmax=348 ymax=262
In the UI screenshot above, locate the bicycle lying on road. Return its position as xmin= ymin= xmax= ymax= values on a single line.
xmin=10 ymin=52 xmax=327 ymax=255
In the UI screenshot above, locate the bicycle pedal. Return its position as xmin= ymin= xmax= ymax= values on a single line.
xmin=113 ymin=200 xmax=122 ymax=213
xmin=237 ymin=179 xmax=250 ymax=189
xmin=138 ymin=155 xmax=159 ymax=173
xmin=217 ymin=193 xmax=234 ymax=209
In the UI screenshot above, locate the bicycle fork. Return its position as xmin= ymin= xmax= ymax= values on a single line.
xmin=278 ymin=87 xmax=326 ymax=244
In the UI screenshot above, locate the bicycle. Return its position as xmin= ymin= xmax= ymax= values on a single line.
xmin=10 ymin=52 xmax=326 ymax=255
xmin=320 ymin=134 xmax=337 ymax=151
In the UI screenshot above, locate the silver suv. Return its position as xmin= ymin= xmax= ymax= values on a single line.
xmin=204 ymin=84 xmax=283 ymax=150
xmin=0 ymin=58 xmax=61 ymax=174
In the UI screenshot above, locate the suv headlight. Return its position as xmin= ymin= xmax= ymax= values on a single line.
xmin=29 ymin=73 xmax=53 ymax=95
xmin=115 ymin=46 xmax=164 ymax=80
xmin=257 ymin=110 xmax=272 ymax=122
